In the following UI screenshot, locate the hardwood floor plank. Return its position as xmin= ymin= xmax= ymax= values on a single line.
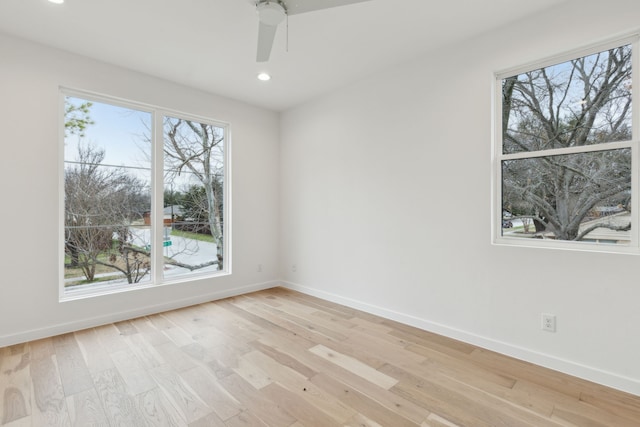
xmin=551 ymin=397 xmax=639 ymax=427
xmin=51 ymin=338 xmax=93 ymax=397
xmin=229 ymin=298 xmax=349 ymax=342
xmin=248 ymin=340 xmax=316 ymax=380
xmin=406 ymin=343 xmax=517 ymax=390
xmin=65 ymin=388 xmax=109 ymax=427
xmin=179 ymin=366 xmax=241 ymax=421
xmin=249 ymin=296 xmax=352 ymax=336
xmin=309 ymin=344 xmax=398 ymax=390
xmin=206 ymin=358 xmax=236 ymax=381
xmin=344 ymin=412 xmax=384 ymax=427
xmin=147 ymin=312 xmax=195 ymax=348
xmin=1 ymin=415 xmax=31 ymax=427
xmin=222 ymin=298 xmax=333 ymax=348
xmin=162 ymin=324 xmax=195 ymax=348
xmin=1 ymin=386 xmax=30 ymax=425
xmin=189 ymin=325 xmax=228 ymax=349
xmin=310 ymin=372 xmax=419 ymax=427
xmin=186 ymin=341 xmax=242 ymax=378
xmin=256 ymin=333 xmax=432 ymax=425
xmin=110 ymin=348 xmax=157 ymax=395
xmin=305 ymin=329 xmax=390 ymax=371
xmin=135 ymin=387 xmax=184 ymax=427
xmin=348 ymin=316 xmax=395 ymax=336
xmin=161 ymin=308 xmax=209 ymax=338
xmin=129 ymin=317 xmax=171 ymax=346
xmin=579 ymin=388 xmax=640 ymax=423
xmin=469 ymin=347 xmax=583 ymax=399
xmin=262 ymin=290 xmax=359 ymax=321
xmin=242 ymin=349 xmax=356 ymax=423
xmin=223 ymin=410 xmax=269 ymax=427
xmin=0 ymin=352 xmax=31 ymax=425
xmin=389 ymin=328 xmax=476 ymax=358
xmin=29 ymin=339 xmax=55 ymax=361
xmin=309 ymin=359 xmax=431 ymax=425
xmin=154 ymin=341 xmax=196 ymax=373
xmin=188 ymin=411 xmax=226 ymax=427
xmin=92 ymin=368 xmax=147 ymax=426
xmin=211 ymin=300 xmax=286 ymax=343
xmin=218 ymin=373 xmax=295 ymax=427
xmin=50 ymin=335 xmax=75 ymax=349
xmin=311 ymin=309 xmax=358 ymax=330
xmin=390 ymin=378 xmax=499 ymax=427
xmin=183 ymin=308 xmax=257 ymax=359
xmin=233 ymin=355 xmax=273 ymax=389
xmin=342 ymin=327 xmax=427 ymax=367
xmin=260 ymin=382 xmax=342 ymax=427
xmin=113 ymin=320 xmax=139 ymax=336
xmin=30 ymin=356 xmax=71 ymax=427
xmin=123 ymin=333 xmax=165 ymax=370
xmin=422 ymin=412 xmax=462 ymax=427
xmin=93 ymin=324 xmax=128 ymax=354
xmin=147 ymin=313 xmax=178 ymax=330
xmin=384 ymin=363 xmax=563 ymax=427
xmin=507 ymin=379 xmax=577 ymax=418
xmin=178 ymin=342 xmax=235 ymax=380
xmin=149 ymin=364 xmax=211 ymax=424
xmin=73 ymin=329 xmax=114 ymax=374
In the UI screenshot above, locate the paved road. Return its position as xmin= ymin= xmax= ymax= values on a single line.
xmin=129 ymin=226 xmax=220 ymax=277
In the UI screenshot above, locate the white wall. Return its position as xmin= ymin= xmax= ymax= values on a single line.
xmin=0 ymin=34 xmax=280 ymax=345
xmin=280 ymin=0 xmax=640 ymax=395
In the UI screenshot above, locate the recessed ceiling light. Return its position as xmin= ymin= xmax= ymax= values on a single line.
xmin=257 ymin=72 xmax=271 ymax=81
xmin=48 ymin=0 xmax=64 ymax=4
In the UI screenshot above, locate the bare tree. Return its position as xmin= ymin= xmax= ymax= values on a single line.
xmin=164 ymin=118 xmax=225 ymax=269
xmin=502 ymin=45 xmax=632 ymax=240
xmin=65 ymin=144 xmax=150 ymax=283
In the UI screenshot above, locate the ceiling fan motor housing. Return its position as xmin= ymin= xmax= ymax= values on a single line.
xmin=257 ymin=0 xmax=287 ymax=26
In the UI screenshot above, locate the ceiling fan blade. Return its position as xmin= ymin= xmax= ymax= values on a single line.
xmin=285 ymin=0 xmax=371 ymax=16
xmin=256 ymin=21 xmax=279 ymax=62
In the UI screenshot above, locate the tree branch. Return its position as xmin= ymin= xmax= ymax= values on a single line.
xmin=575 ymin=221 xmax=630 ymax=241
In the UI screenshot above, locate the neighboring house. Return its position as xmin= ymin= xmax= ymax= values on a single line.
xmin=143 ymin=205 xmax=185 ymax=225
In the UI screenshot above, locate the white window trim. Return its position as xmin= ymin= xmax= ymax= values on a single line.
xmin=58 ymin=88 xmax=232 ymax=302
xmin=492 ymin=34 xmax=640 ymax=254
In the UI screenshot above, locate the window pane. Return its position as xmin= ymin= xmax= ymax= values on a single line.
xmin=502 ymin=45 xmax=632 ymax=154
xmin=64 ymin=97 xmax=152 ymax=289
xmin=163 ymin=116 xmax=225 ymax=279
xmin=501 ymin=149 xmax=631 ymax=243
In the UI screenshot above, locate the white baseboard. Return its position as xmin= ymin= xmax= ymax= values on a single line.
xmin=0 ymin=280 xmax=280 ymax=348
xmin=281 ymin=281 xmax=640 ymax=397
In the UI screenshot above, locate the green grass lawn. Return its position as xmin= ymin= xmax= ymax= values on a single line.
xmin=171 ymin=229 xmax=215 ymax=243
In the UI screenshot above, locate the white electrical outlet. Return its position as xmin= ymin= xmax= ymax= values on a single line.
xmin=292 ymin=264 xmax=297 ymax=272
xmin=542 ymin=313 xmax=556 ymax=332
xmin=257 ymin=264 xmax=262 ymax=272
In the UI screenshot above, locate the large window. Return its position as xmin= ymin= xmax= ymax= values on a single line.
xmin=62 ymin=92 xmax=229 ymax=298
xmin=494 ymin=36 xmax=639 ymax=252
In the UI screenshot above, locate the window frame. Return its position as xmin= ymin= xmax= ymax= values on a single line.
xmin=492 ymin=34 xmax=640 ymax=254
xmin=59 ymin=88 xmax=232 ymax=301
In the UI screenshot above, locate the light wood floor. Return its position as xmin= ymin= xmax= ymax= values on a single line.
xmin=1 ymin=288 xmax=639 ymax=426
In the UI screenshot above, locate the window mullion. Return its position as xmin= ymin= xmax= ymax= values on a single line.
xmin=152 ymin=111 xmax=165 ymax=283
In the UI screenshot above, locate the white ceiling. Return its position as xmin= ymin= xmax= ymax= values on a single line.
xmin=0 ymin=0 xmax=568 ymax=111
